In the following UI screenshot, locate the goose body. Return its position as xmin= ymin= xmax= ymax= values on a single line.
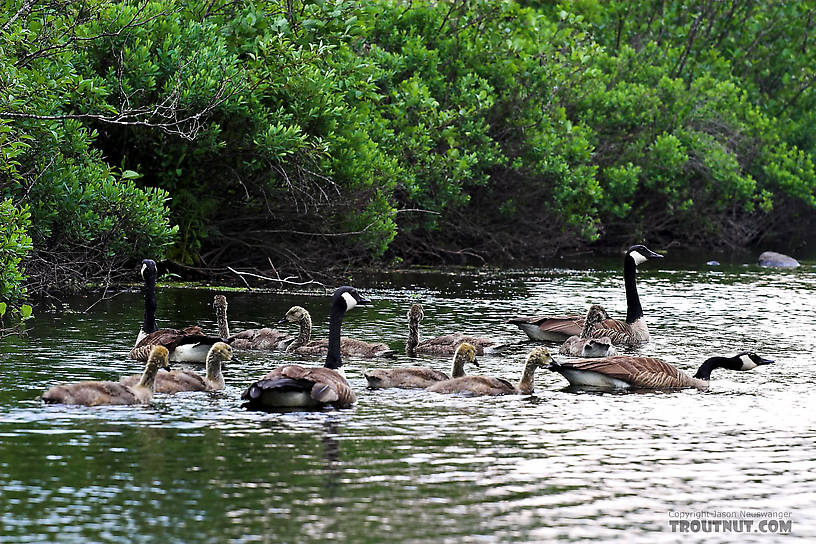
xmin=130 ymin=259 xmax=222 ymax=363
xmin=406 ymin=304 xmax=506 ymax=356
xmin=282 ymin=306 xmax=395 ymax=358
xmin=509 ymin=245 xmax=663 ymax=346
xmin=548 ymin=352 xmax=773 ymax=390
xmin=559 ymin=305 xmax=617 ymax=357
xmin=43 ymin=346 xmax=171 ymax=406
xmin=505 ymin=314 xmax=584 ymax=342
xmin=365 ymin=342 xmax=478 ymax=389
xmin=241 ymin=287 xmax=369 ymax=410
xmin=426 ymin=346 xmax=553 ymax=396
xmin=213 ymin=295 xmax=293 ymax=351
xmin=120 ymin=342 xmax=231 ymax=393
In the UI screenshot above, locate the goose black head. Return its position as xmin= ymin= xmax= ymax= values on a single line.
xmin=332 ymin=286 xmax=370 ymax=312
xmin=408 ymin=304 xmax=425 ymax=324
xmin=140 ymin=259 xmax=158 ymax=280
xmin=626 ymin=245 xmax=663 ymax=266
xmin=732 ymin=351 xmax=774 ymax=371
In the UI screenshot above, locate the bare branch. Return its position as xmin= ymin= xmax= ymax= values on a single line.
xmin=226 ymin=266 xmax=327 ymax=291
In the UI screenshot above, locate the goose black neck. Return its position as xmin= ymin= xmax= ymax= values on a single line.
xmin=624 ymin=256 xmax=643 ymax=324
xmin=142 ymin=275 xmax=158 ymax=334
xmin=325 ymin=301 xmax=346 ymax=370
xmin=693 ymin=357 xmax=731 ymax=380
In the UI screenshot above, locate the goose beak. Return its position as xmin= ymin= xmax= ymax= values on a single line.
xmin=278 ymin=316 xmax=288 ymax=324
xmin=648 ymin=249 xmax=664 ymax=259
xmin=472 ymin=357 xmax=480 ymax=368
xmin=757 ymin=357 xmax=774 ymax=365
xmin=357 ymin=296 xmax=372 ymax=305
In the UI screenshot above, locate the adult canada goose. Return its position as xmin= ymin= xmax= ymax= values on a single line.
xmin=406 ymin=304 xmax=506 ymax=356
xmin=241 ymin=286 xmax=369 ymax=410
xmin=43 ymin=345 xmax=172 ymax=406
xmin=120 ymin=342 xmax=232 ymax=393
xmin=507 ymin=244 xmax=663 ymax=345
xmin=426 ymin=346 xmax=554 ymax=396
xmin=130 ymin=259 xmax=223 ymax=363
xmin=213 ymin=295 xmax=292 ymax=351
xmin=547 ymin=352 xmax=773 ymax=390
xmin=281 ymin=305 xmax=395 ymax=358
xmin=364 ymin=341 xmax=480 ymax=389
xmin=559 ymin=305 xmax=617 ymax=357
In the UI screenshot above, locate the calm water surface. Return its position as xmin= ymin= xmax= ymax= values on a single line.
xmin=1 ymin=258 xmax=815 ymax=543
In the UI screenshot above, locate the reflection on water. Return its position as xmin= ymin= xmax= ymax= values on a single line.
xmin=1 ymin=260 xmax=815 ymax=542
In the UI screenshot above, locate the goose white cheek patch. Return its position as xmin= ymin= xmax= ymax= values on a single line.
xmin=630 ymin=251 xmax=648 ymax=266
xmin=740 ymin=354 xmax=757 ymax=370
xmin=140 ymin=263 xmax=147 ymax=277
xmin=341 ymin=292 xmax=357 ymax=310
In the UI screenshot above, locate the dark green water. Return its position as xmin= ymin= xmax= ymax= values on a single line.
xmin=2 ymin=258 xmax=815 ymax=543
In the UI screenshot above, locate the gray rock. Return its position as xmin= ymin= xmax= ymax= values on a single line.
xmin=758 ymin=251 xmax=800 ymax=268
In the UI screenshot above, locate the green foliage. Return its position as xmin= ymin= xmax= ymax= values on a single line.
xmin=3 ymin=0 xmax=816 ymax=288
xmin=0 ymin=198 xmax=32 ymax=301
xmin=0 ymin=198 xmax=33 ymax=335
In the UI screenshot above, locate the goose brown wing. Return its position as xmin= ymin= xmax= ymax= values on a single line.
xmin=561 ymin=356 xmax=696 ymax=388
xmin=129 ymin=325 xmax=214 ymax=360
xmin=512 ymin=315 xmax=584 ymax=337
xmin=244 ymin=365 xmax=356 ymax=407
xmin=43 ymin=381 xmax=138 ymax=406
xmin=340 ymin=338 xmax=395 ymax=357
xmin=135 ymin=325 xmax=203 ymax=348
xmin=587 ymin=319 xmax=638 ymax=345
xmin=120 ymin=370 xmax=206 ymax=393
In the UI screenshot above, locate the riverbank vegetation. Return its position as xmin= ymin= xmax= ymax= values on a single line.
xmin=2 ymin=0 xmax=816 ymax=307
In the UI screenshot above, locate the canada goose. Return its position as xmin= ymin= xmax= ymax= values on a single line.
xmin=548 ymin=352 xmax=773 ymax=390
xmin=213 ymin=295 xmax=292 ymax=351
xmin=364 ymin=341 xmax=480 ymax=389
xmin=406 ymin=304 xmax=506 ymax=356
xmin=241 ymin=286 xmax=369 ymax=410
xmin=120 ymin=342 xmax=232 ymax=393
xmin=507 ymin=244 xmax=663 ymax=345
xmin=559 ymin=305 xmax=617 ymax=357
xmin=43 ymin=345 xmax=172 ymax=406
xmin=426 ymin=346 xmax=554 ymax=396
xmin=130 ymin=259 xmax=223 ymax=363
xmin=281 ymin=305 xmax=395 ymax=358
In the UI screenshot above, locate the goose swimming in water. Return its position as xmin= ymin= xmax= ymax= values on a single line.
xmin=281 ymin=305 xmax=395 ymax=358
xmin=406 ymin=304 xmax=507 ymax=356
xmin=426 ymin=345 xmax=554 ymax=396
xmin=241 ymin=287 xmax=369 ymax=410
xmin=507 ymin=245 xmax=663 ymax=346
xmin=43 ymin=345 xmax=172 ymax=406
xmin=559 ymin=305 xmax=617 ymax=357
xmin=130 ymin=259 xmax=223 ymax=363
xmin=364 ymin=341 xmax=480 ymax=389
xmin=213 ymin=295 xmax=293 ymax=351
xmin=120 ymin=342 xmax=232 ymax=393
xmin=548 ymin=352 xmax=773 ymax=390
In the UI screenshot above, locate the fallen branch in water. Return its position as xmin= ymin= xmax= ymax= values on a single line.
xmin=226 ymin=266 xmax=327 ymax=292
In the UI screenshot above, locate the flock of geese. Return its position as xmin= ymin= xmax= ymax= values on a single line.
xmin=41 ymin=245 xmax=774 ymax=410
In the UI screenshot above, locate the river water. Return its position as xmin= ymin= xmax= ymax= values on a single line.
xmin=1 ymin=256 xmax=814 ymax=542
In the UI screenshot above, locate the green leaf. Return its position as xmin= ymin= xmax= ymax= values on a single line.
xmin=121 ymin=170 xmax=142 ymax=180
